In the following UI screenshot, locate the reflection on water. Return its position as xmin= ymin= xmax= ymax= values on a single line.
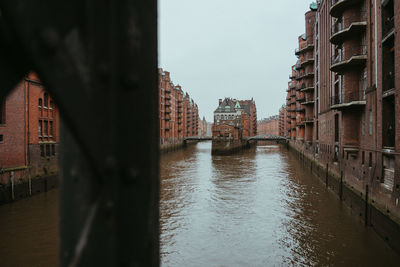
xmin=160 ymin=142 xmax=400 ymax=266
xmin=0 ymin=142 xmax=399 ymax=266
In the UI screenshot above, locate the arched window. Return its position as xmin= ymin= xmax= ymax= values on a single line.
xmin=44 ymin=93 xmax=48 ymax=108
xmin=49 ymin=100 xmax=54 ymax=109
xmin=38 ymin=98 xmax=42 ymax=107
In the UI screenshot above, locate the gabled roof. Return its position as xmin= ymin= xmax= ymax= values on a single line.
xmin=214 ymin=98 xmax=237 ymax=113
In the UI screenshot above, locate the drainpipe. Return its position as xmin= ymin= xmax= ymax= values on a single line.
xmin=373 ymin=0 xmax=378 ymax=199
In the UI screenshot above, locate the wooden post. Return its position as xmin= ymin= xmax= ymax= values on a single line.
xmin=340 ymin=171 xmax=343 ymax=200
xmin=365 ymin=185 xmax=369 ymax=226
xmin=10 ymin=171 xmax=14 ymax=201
xmin=325 ymin=163 xmax=328 ymax=188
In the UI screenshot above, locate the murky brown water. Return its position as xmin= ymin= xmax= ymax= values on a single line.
xmin=0 ymin=142 xmax=399 ymax=266
xmin=160 ymin=142 xmax=400 ymax=266
xmin=0 ymin=189 xmax=59 ymax=267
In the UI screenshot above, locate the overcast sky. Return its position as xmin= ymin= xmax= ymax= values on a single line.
xmin=159 ymin=0 xmax=315 ymax=121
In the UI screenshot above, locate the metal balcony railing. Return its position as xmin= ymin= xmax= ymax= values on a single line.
xmin=331 ymin=45 xmax=366 ymax=65
xmin=331 ymin=12 xmax=366 ymax=35
xmin=299 ymin=39 xmax=314 ymax=51
xmin=295 ymin=60 xmax=302 ymax=69
xmin=330 ymin=89 xmax=365 ymax=106
xmin=304 ymin=117 xmax=314 ymax=122
xmin=383 ymin=16 xmax=394 ymax=38
xmin=304 ymin=96 xmax=314 ymax=103
xmin=383 ymin=72 xmax=395 ymax=92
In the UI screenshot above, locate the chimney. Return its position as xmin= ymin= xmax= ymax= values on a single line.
xmin=219 ymin=99 xmax=222 ymax=105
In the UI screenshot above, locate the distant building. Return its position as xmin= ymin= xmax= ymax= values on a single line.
xmin=212 ymin=98 xmax=257 ymax=140
xmin=278 ymin=106 xmax=287 ymax=137
xmin=159 ymin=69 xmax=200 ymax=145
xmin=258 ymin=115 xmax=279 ymax=136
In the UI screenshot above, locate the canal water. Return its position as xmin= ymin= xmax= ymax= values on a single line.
xmin=160 ymin=142 xmax=400 ymax=266
xmin=0 ymin=142 xmax=399 ymax=266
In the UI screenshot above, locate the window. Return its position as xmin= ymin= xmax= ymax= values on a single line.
xmin=361 ymin=112 xmax=365 ymax=135
xmin=44 ymin=121 xmax=48 ymax=136
xmin=369 ymin=110 xmax=373 ymax=135
xmin=38 ymin=98 xmax=42 ymax=107
xmin=362 ymin=151 xmax=365 ymax=165
xmin=51 ymin=144 xmax=55 ymax=156
xmin=40 ymin=145 xmax=45 ymax=157
xmin=49 ymin=100 xmax=54 ymax=109
xmin=38 ymin=120 xmax=42 ymax=136
xmin=49 ymin=121 xmax=53 ymax=137
xmin=0 ymin=134 xmax=3 ymax=143
xmin=382 ymin=95 xmax=395 ymax=148
xmin=0 ymin=99 xmax=5 ymax=124
xmin=369 ymin=152 xmax=372 ymax=168
xmin=361 ymin=69 xmax=367 ymax=100
xmin=46 ymin=144 xmax=50 ymax=156
xmin=44 ymin=93 xmax=48 ymax=108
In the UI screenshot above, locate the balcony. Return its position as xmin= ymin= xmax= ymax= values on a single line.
xmin=295 ymin=48 xmax=300 ymax=56
xmin=303 ymin=96 xmax=314 ymax=105
xmin=330 ymin=13 xmax=366 ymax=45
xmin=297 ymin=71 xmax=314 ymax=80
xmin=304 ymin=117 xmax=314 ymax=124
xmin=297 ymin=120 xmax=305 ymax=126
xmin=383 ymin=72 xmax=395 ymax=93
xmin=298 ymin=40 xmax=314 ymax=53
xmin=383 ymin=16 xmax=395 ymax=39
xmin=165 ymin=107 xmax=171 ymax=113
xmin=295 ymin=60 xmax=303 ymax=70
xmin=330 ymin=89 xmax=366 ymax=110
xmin=165 ymin=114 xmax=171 ymax=121
xmin=297 ymin=95 xmax=305 ymax=102
xmin=330 ymin=0 xmax=364 ymax=18
xmin=300 ymin=83 xmax=314 ymax=92
xmin=330 ymin=45 xmax=367 ymax=73
xmin=164 ymin=94 xmax=171 ymax=100
xmin=289 ymin=73 xmax=296 ymax=79
xmin=301 ymin=55 xmax=315 ymax=67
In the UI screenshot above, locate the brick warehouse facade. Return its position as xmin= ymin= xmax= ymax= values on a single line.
xmin=0 ymin=72 xmax=59 ymax=201
xmin=278 ymin=106 xmax=288 ymax=137
xmin=212 ymin=98 xmax=257 ymax=140
xmin=159 ymin=69 xmax=200 ymax=148
xmin=283 ymin=0 xmax=400 ymax=245
xmin=258 ymin=115 xmax=279 ymax=136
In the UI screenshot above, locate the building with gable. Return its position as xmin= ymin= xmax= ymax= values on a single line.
xmin=212 ymin=98 xmax=257 ymax=140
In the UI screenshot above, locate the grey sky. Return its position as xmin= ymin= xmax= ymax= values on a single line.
xmin=159 ymin=0 xmax=315 ymax=121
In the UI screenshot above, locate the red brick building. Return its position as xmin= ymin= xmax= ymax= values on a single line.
xmin=213 ymin=98 xmax=257 ymax=140
xmin=258 ymin=115 xmax=279 ymax=136
xmin=278 ymin=106 xmax=287 ymax=137
xmin=284 ymin=0 xmax=400 ymax=221
xmin=0 ymin=72 xmax=59 ymax=191
xmin=159 ymin=69 xmax=200 ymax=146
